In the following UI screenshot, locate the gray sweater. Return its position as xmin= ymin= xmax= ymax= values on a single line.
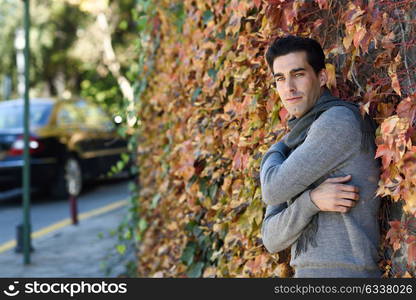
xmin=260 ymin=106 xmax=381 ymax=278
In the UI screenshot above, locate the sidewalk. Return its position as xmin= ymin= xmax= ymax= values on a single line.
xmin=0 ymin=205 xmax=135 ymax=278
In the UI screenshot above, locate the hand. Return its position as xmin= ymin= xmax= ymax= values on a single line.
xmin=310 ymin=175 xmax=360 ymax=213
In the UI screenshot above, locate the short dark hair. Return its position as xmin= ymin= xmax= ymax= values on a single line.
xmin=265 ymin=35 xmax=326 ymax=74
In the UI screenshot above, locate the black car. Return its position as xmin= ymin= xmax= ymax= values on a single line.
xmin=0 ymin=97 xmax=129 ymax=198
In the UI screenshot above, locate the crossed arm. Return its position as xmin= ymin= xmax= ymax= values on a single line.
xmin=260 ymin=107 xmax=361 ymax=253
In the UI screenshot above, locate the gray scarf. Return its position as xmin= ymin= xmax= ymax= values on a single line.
xmin=283 ymin=89 xmax=377 ymax=258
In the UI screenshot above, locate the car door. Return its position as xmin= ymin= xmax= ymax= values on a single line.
xmin=54 ymin=101 xmax=94 ymax=169
xmin=82 ymin=102 xmax=128 ymax=176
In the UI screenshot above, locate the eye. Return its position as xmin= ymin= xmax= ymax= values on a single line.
xmin=295 ymin=73 xmax=304 ymax=77
xmin=275 ymin=77 xmax=284 ymax=82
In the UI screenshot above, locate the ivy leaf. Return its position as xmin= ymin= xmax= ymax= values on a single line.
xmin=388 ymin=53 xmax=402 ymax=96
xmin=186 ymin=262 xmax=204 ymax=277
xmin=353 ymin=25 xmax=366 ymax=49
xmin=192 ymin=87 xmax=202 ymax=102
xmin=325 ymin=63 xmax=337 ymax=89
xmin=375 ymin=144 xmax=395 ymax=169
xmin=208 ymin=68 xmax=218 ymax=80
xmin=138 ymin=218 xmax=148 ymax=232
xmin=396 ymin=97 xmax=416 ymax=124
xmin=278 ymin=107 xmax=289 ymax=124
xmin=181 ymin=242 xmax=197 ymax=266
xmin=406 ymin=236 xmax=416 ymax=265
xmin=316 ymin=0 xmax=329 ymax=9
xmin=116 ymin=244 xmax=126 ymax=255
xmin=203 ymin=10 xmax=214 ymax=25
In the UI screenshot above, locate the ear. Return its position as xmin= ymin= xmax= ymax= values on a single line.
xmin=318 ymin=68 xmax=328 ymax=88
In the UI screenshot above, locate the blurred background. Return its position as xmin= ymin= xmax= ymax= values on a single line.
xmin=0 ymin=0 xmax=138 ymax=118
xmin=0 ymin=0 xmax=142 ymax=278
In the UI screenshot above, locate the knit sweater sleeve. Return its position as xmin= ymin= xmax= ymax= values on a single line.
xmin=261 ymin=189 xmax=320 ymax=253
xmin=260 ymin=106 xmax=361 ymax=206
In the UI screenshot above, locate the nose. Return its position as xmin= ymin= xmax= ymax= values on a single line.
xmin=285 ymin=77 xmax=296 ymax=93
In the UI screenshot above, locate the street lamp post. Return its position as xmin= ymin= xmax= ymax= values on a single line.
xmin=22 ymin=0 xmax=31 ymax=265
xmin=15 ymin=0 xmax=32 ymax=265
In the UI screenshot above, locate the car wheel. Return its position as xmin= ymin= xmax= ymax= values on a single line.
xmin=51 ymin=157 xmax=83 ymax=199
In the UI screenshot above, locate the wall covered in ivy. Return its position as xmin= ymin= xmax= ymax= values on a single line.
xmin=135 ymin=0 xmax=416 ymax=277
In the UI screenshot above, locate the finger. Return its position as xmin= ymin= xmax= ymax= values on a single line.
xmin=325 ymin=175 xmax=351 ymax=183
xmin=337 ymin=184 xmax=360 ymax=193
xmin=336 ymin=199 xmax=356 ymax=208
xmin=337 ymin=191 xmax=360 ymax=201
xmin=334 ymin=205 xmax=350 ymax=213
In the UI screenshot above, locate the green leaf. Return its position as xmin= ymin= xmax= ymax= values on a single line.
xmin=151 ymin=193 xmax=161 ymax=209
xmin=270 ymin=103 xmax=281 ymax=128
xmin=116 ymin=244 xmax=126 ymax=255
xmin=121 ymin=153 xmax=130 ymax=162
xmin=181 ymin=242 xmax=196 ymax=266
xmin=137 ymin=15 xmax=148 ymax=31
xmin=185 ymin=220 xmax=197 ymax=232
xmin=192 ymin=87 xmax=202 ymax=102
xmin=186 ymin=262 xmax=204 ymax=277
xmin=138 ymin=218 xmax=148 ymax=232
xmin=171 ymin=3 xmax=185 ymax=32
xmin=216 ymin=29 xmax=226 ymax=40
xmin=193 ymin=226 xmax=202 ymax=237
xmin=117 ymin=160 xmax=125 ymax=171
xmin=199 ymin=177 xmax=209 ymax=196
xmin=209 ymin=184 xmax=218 ymax=200
xmin=119 ymin=20 xmax=128 ymax=30
xmin=208 ymin=68 xmax=217 ymax=80
xmin=123 ymin=229 xmax=132 ymax=240
xmin=202 ymin=10 xmax=214 ymax=24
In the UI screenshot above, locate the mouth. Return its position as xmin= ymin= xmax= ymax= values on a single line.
xmin=286 ymin=97 xmax=302 ymax=102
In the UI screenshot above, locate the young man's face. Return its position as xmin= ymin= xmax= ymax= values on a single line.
xmin=272 ymin=51 xmax=327 ymax=119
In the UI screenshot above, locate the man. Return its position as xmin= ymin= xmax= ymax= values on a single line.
xmin=260 ymin=35 xmax=381 ymax=277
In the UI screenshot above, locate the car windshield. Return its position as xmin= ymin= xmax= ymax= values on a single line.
xmin=0 ymin=102 xmax=52 ymax=129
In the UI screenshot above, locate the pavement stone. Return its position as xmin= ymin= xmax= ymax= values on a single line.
xmin=0 ymin=206 xmax=135 ymax=278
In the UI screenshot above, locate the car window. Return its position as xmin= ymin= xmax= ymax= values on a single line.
xmin=83 ymin=103 xmax=115 ymax=130
xmin=0 ymin=103 xmax=52 ymax=129
xmin=56 ymin=103 xmax=85 ymax=126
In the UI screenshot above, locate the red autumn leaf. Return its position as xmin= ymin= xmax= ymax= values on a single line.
xmin=374 ymin=52 xmax=390 ymax=68
xmin=406 ymin=235 xmax=416 ymax=244
xmin=390 ymin=74 xmax=401 ymax=96
xmin=380 ymin=116 xmax=399 ymax=135
xmin=267 ymin=0 xmax=284 ymax=4
xmin=343 ymin=4 xmax=365 ymax=25
xmin=369 ymin=13 xmax=383 ymax=36
xmin=353 ymin=26 xmax=367 ymax=49
xmin=279 ymin=107 xmax=289 ymax=124
xmin=382 ymin=31 xmax=395 ymax=52
xmin=312 ymin=18 xmax=324 ymax=33
xmin=359 ymin=30 xmax=372 ymax=53
xmin=386 ymin=221 xmax=403 ymax=252
xmin=396 ymin=97 xmax=416 ymax=124
xmin=233 ymin=149 xmax=243 ymax=170
xmin=375 ymin=144 xmax=395 ymax=169
xmin=406 ymin=237 xmax=416 ymax=265
xmin=388 ymin=220 xmax=402 ymax=232
xmin=316 ymin=0 xmax=329 ymax=10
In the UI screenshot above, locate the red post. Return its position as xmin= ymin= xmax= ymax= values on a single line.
xmin=69 ymin=195 xmax=78 ymax=225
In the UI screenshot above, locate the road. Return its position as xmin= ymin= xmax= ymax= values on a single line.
xmin=0 ymin=177 xmax=133 ymax=246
